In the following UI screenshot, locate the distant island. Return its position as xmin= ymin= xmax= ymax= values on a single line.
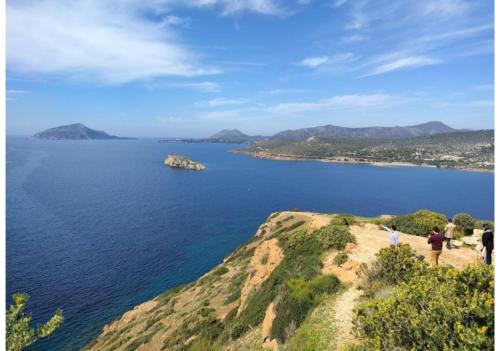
xmin=164 ymin=154 xmax=206 ymax=171
xmin=159 ymin=121 xmax=462 ymax=145
xmin=233 ymin=129 xmax=494 ymax=171
xmin=33 ymin=123 xmax=135 ymax=140
xmin=159 ymin=129 xmax=268 ymax=144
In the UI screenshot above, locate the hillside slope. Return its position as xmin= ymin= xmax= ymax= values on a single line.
xmin=85 ymin=211 xmax=486 ymax=351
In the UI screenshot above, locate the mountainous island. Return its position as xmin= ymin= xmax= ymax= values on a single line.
xmin=164 ymin=154 xmax=206 ymax=171
xmin=159 ymin=129 xmax=268 ymax=144
xmin=33 ymin=123 xmax=134 ymax=140
xmin=85 ymin=209 xmax=493 ymax=351
xmin=232 ymin=123 xmax=494 ymax=171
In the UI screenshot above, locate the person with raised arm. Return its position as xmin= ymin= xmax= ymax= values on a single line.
xmin=381 ymin=224 xmax=399 ymax=246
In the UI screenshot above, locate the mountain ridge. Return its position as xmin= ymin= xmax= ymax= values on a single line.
xmin=271 ymin=121 xmax=459 ymax=141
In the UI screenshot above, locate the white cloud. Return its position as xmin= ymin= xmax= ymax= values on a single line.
xmin=266 ymin=94 xmax=398 ymax=114
xmin=196 ymin=98 xmax=249 ymax=107
xmin=6 ymin=1 xmax=218 ymax=84
xmin=199 ymin=93 xmax=401 ymax=120
xmin=296 ymin=53 xmax=357 ymax=68
xmin=363 ymin=56 xmax=441 ymax=77
xmin=172 ymin=81 xmax=221 ymax=92
xmin=178 ymin=0 xmax=285 ymax=15
xmin=296 ymin=56 xmax=329 ymax=68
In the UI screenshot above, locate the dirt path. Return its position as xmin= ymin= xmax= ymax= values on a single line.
xmin=332 ymin=286 xmax=363 ymax=349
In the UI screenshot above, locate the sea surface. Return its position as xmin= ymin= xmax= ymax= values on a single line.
xmin=6 ymin=136 xmax=494 ymax=350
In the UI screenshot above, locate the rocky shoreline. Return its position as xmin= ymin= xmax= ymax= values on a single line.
xmin=230 ymin=150 xmax=494 ymax=173
xmin=164 ymin=154 xmax=206 ymax=171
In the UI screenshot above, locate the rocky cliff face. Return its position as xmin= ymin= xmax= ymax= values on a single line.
xmin=164 ymin=155 xmax=206 ymax=171
xmin=85 ymin=211 xmax=482 ymax=351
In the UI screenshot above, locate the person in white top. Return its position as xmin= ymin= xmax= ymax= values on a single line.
xmin=443 ymin=218 xmax=456 ymax=250
xmin=381 ymin=224 xmax=399 ymax=246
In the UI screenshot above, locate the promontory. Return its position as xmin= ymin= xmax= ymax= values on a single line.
xmin=164 ymin=154 xmax=206 ymax=171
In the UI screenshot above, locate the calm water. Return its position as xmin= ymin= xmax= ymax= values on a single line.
xmin=6 ymin=136 xmax=494 ymax=350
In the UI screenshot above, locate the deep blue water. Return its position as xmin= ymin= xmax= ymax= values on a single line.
xmin=6 ymin=136 xmax=494 ymax=350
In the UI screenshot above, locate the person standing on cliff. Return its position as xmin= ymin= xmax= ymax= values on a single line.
xmin=428 ymin=227 xmax=443 ymax=266
xmin=482 ymin=224 xmax=494 ymax=265
xmin=381 ymin=224 xmax=399 ymax=246
xmin=444 ymin=218 xmax=456 ymax=250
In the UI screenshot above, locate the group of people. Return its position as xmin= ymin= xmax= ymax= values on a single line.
xmin=382 ymin=219 xmax=494 ymax=266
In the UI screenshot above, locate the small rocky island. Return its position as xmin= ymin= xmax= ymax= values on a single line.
xmin=164 ymin=154 xmax=206 ymax=171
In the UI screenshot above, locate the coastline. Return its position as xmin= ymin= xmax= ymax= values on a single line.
xmin=230 ymin=150 xmax=494 ymax=173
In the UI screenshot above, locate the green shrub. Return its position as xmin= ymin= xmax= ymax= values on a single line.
xmin=224 ymin=273 xmax=248 ymax=305
xmin=271 ymin=275 xmax=340 ymax=343
xmin=453 ymin=213 xmax=475 ymax=236
xmin=213 ymin=266 xmax=229 ymax=276
xmin=314 ymin=223 xmax=356 ymax=250
xmin=387 ymin=209 xmax=448 ymax=236
xmin=353 ymin=264 xmax=494 ymax=350
xmin=234 ymin=233 xmax=324 ymax=338
xmin=333 ymin=251 xmax=348 ymax=266
xmin=331 ymin=214 xmax=358 ymax=226
xmin=6 ymin=293 xmax=64 ymax=351
xmin=287 ymin=220 xmax=306 ymax=232
xmin=370 ymin=244 xmax=427 ymax=286
xmin=474 ymin=220 xmax=495 ymax=231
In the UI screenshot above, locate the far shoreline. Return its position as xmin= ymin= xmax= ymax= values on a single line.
xmin=230 ymin=150 xmax=494 ymax=174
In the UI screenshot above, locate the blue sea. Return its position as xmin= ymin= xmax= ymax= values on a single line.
xmin=6 ymin=136 xmax=494 ymax=350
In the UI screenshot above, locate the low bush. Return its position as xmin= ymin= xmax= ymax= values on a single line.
xmin=213 ymin=266 xmax=229 ymax=276
xmin=387 ymin=209 xmax=448 ymax=236
xmin=333 ymin=251 xmax=348 ymax=266
xmin=224 ymin=273 xmax=248 ymax=305
xmin=453 ymin=213 xmax=475 ymax=236
xmin=314 ymin=223 xmax=356 ymax=250
xmin=233 ymin=232 xmax=325 ymax=338
xmin=475 ymin=220 xmax=494 ymax=231
xmin=271 ymin=275 xmax=340 ymax=343
xmin=370 ymin=244 xmax=427 ymax=286
xmin=353 ymin=264 xmax=494 ymax=350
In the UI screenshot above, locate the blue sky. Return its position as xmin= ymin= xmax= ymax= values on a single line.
xmin=6 ymin=0 xmax=494 ymax=137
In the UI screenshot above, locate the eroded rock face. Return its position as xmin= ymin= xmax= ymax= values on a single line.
xmin=164 ymin=154 xmax=206 ymax=171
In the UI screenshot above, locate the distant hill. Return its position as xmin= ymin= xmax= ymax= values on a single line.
xmin=159 ymin=129 xmax=267 ymax=144
xmin=272 ymin=121 xmax=458 ymax=141
xmin=33 ymin=123 xmax=134 ymax=140
xmin=235 ymin=130 xmax=494 ymax=170
xmin=208 ymin=129 xmax=267 ymax=143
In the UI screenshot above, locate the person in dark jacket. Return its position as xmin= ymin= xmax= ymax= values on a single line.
xmin=482 ymin=224 xmax=494 ymax=265
xmin=428 ymin=226 xmax=444 ymax=266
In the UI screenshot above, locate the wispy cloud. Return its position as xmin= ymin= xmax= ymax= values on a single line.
xmin=196 ymin=97 xmax=249 ymax=107
xmin=6 ymin=89 xmax=30 ymax=101
xmin=6 ymin=1 xmax=219 ymax=84
xmin=296 ymin=53 xmax=357 ymax=68
xmin=363 ymin=56 xmax=441 ymax=77
xmin=199 ymin=93 xmax=402 ymax=120
xmin=296 ymin=56 xmax=329 ymax=68
xmin=176 ymin=0 xmax=286 ymax=16
xmin=172 ymin=81 xmax=221 ymax=92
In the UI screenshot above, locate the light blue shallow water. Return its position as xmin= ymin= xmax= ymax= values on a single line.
xmin=6 ymin=136 xmax=494 ymax=350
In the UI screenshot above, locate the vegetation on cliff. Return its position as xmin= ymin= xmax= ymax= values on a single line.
xmin=234 ymin=130 xmax=494 ymax=170
xmin=85 ymin=209 xmax=494 ymax=351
